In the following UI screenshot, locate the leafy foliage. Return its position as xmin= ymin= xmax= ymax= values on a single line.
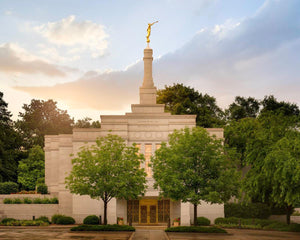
xmin=226 ymin=96 xmax=260 ymax=120
xmin=0 ymin=181 xmax=18 ymax=194
xmin=71 ymin=224 xmax=135 ymax=231
xmin=224 ymin=203 xmax=271 ymax=219
xmin=56 ymin=216 xmax=75 ymax=225
xmin=36 ymin=183 xmax=48 ymax=194
xmin=165 ymin=226 xmax=227 ymax=233
xmin=17 ymin=145 xmax=45 ymax=190
xmin=196 ymin=217 xmax=211 ymax=226
xmin=66 ymin=134 xmax=147 ymax=225
xmin=74 ymin=117 xmax=101 ymax=128
xmin=16 ymin=99 xmax=73 ymax=148
xmin=0 ymin=92 xmax=23 ymax=182
xmin=83 ymin=215 xmax=100 ymax=225
xmin=157 ymin=84 xmax=225 ymax=127
xmin=152 ymin=127 xmax=240 ymax=225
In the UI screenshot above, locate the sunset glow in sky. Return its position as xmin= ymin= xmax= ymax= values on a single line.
xmin=1 ymin=0 xmax=299 ymax=121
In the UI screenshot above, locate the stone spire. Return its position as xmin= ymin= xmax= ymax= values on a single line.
xmin=139 ymin=47 xmax=157 ymax=104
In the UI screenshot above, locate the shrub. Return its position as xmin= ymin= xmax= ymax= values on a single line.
xmin=196 ymin=217 xmax=210 ymax=226
xmin=71 ymin=224 xmax=135 ymax=231
xmin=51 ymin=214 xmax=65 ymax=224
xmin=36 ymin=177 xmax=45 ymax=185
xmin=56 ymin=216 xmax=75 ymax=225
xmin=37 ymin=184 xmax=48 ymax=194
xmin=1 ymin=218 xmax=16 ymax=224
xmin=36 ymin=216 xmax=50 ymax=223
xmin=2 ymin=220 xmax=49 ymax=226
xmin=215 ymin=217 xmax=240 ymax=225
xmin=165 ymin=226 xmax=227 ymax=233
xmin=12 ymin=198 xmax=22 ymax=204
xmin=0 ymin=182 xmax=18 ymax=194
xmin=33 ymin=198 xmax=42 ymax=204
xmin=23 ymin=197 xmax=32 ymax=204
xmin=3 ymin=198 xmax=13 ymax=204
xmin=83 ymin=215 xmax=100 ymax=225
xmin=225 ymin=203 xmax=271 ymax=219
xmin=41 ymin=198 xmax=51 ymax=204
xmin=50 ymin=197 xmax=59 ymax=204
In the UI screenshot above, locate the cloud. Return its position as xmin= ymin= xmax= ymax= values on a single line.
xmin=15 ymin=0 xmax=300 ymax=111
xmin=34 ymin=15 xmax=109 ymax=58
xmin=0 ymin=43 xmax=67 ymax=77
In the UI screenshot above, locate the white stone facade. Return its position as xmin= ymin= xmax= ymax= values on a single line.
xmin=44 ymin=46 xmax=224 ymax=225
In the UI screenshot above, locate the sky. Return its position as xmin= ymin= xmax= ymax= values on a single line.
xmin=0 ymin=0 xmax=299 ymax=121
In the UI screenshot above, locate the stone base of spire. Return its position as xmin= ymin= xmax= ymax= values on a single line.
xmin=139 ymin=87 xmax=157 ymax=105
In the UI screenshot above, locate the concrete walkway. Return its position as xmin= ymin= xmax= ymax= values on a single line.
xmin=132 ymin=229 xmax=167 ymax=240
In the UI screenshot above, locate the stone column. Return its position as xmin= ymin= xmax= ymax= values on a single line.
xmin=180 ymin=201 xmax=191 ymax=226
xmin=139 ymin=47 xmax=157 ymax=104
xmin=107 ymin=198 xmax=117 ymax=224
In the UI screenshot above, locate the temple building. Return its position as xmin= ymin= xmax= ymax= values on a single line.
xmin=44 ymin=45 xmax=224 ymax=225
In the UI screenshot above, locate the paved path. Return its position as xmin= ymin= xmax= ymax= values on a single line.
xmin=167 ymin=228 xmax=300 ymax=240
xmin=132 ymin=229 xmax=167 ymax=240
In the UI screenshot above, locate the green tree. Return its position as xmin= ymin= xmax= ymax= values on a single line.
xmin=17 ymin=145 xmax=45 ymax=190
xmin=16 ymin=99 xmax=74 ymax=148
xmin=157 ymin=84 xmax=225 ymax=127
xmin=244 ymin=131 xmax=300 ymax=224
xmin=151 ymin=127 xmax=239 ymax=225
xmin=0 ymin=92 xmax=24 ymax=182
xmin=65 ymin=134 xmax=147 ymax=225
xmin=226 ymin=96 xmax=260 ymax=120
xmin=74 ymin=117 xmax=101 ymax=128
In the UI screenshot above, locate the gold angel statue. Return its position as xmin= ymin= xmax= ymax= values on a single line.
xmin=146 ymin=21 xmax=158 ymax=43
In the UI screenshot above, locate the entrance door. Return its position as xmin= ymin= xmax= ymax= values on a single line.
xmin=139 ymin=199 xmax=157 ymax=224
xmin=150 ymin=205 xmax=156 ymax=223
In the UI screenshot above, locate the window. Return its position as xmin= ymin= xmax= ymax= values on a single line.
xmin=145 ymin=144 xmax=152 ymax=177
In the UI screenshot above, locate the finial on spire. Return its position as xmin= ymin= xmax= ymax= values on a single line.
xmin=146 ymin=21 xmax=158 ymax=44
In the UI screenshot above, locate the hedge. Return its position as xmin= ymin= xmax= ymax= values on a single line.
xmin=196 ymin=217 xmax=210 ymax=226
xmin=0 ymin=182 xmax=18 ymax=194
xmin=3 ymin=197 xmax=58 ymax=204
xmin=225 ymin=203 xmax=271 ymax=219
xmin=56 ymin=216 xmax=75 ymax=225
xmin=71 ymin=224 xmax=135 ymax=231
xmin=83 ymin=215 xmax=100 ymax=225
xmin=214 ymin=217 xmax=300 ymax=232
xmin=165 ymin=226 xmax=227 ymax=233
xmin=36 ymin=184 xmax=48 ymax=194
xmin=0 ymin=220 xmax=49 ymax=226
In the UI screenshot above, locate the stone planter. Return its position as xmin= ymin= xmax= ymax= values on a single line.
xmin=173 ymin=221 xmax=179 ymax=227
xmin=118 ymin=220 xmax=124 ymax=225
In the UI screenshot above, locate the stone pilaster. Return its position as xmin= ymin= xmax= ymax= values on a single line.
xmin=180 ymin=201 xmax=191 ymax=226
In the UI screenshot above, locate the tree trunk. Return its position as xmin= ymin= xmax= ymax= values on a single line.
xmin=286 ymin=205 xmax=292 ymax=225
xmin=194 ymin=203 xmax=198 ymax=226
xmin=104 ymin=201 xmax=108 ymax=225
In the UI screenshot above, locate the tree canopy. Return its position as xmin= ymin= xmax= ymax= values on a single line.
xmin=65 ymin=134 xmax=147 ymax=225
xmin=17 ymin=145 xmax=45 ymax=190
xmin=157 ymin=84 xmax=225 ymax=127
xmin=16 ymin=99 xmax=74 ymax=148
xmin=0 ymin=92 xmax=23 ymax=182
xmin=74 ymin=117 xmax=101 ymax=128
xmin=152 ymin=127 xmax=239 ymax=225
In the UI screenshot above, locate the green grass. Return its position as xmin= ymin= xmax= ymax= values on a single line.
xmin=165 ymin=226 xmax=227 ymax=233
xmin=70 ymin=224 xmax=135 ymax=232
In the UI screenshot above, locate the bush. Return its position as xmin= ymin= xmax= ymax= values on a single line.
xmin=56 ymin=216 xmax=75 ymax=225
xmin=165 ymin=226 xmax=227 ymax=233
xmin=1 ymin=220 xmax=49 ymax=226
xmin=83 ymin=215 xmax=100 ymax=225
xmin=23 ymin=198 xmax=32 ymax=204
xmin=225 ymin=203 xmax=271 ymax=219
xmin=12 ymin=198 xmax=22 ymax=204
xmin=33 ymin=198 xmax=42 ymax=204
xmin=50 ymin=197 xmax=59 ymax=204
xmin=196 ymin=217 xmax=210 ymax=226
xmin=51 ymin=214 xmax=65 ymax=224
xmin=215 ymin=217 xmax=240 ymax=225
xmin=1 ymin=218 xmax=16 ymax=224
xmin=0 ymin=182 xmax=18 ymax=194
xmin=41 ymin=198 xmax=51 ymax=204
xmin=36 ymin=177 xmax=45 ymax=185
xmin=36 ymin=216 xmax=50 ymax=223
xmin=3 ymin=198 xmax=13 ymax=204
xmin=71 ymin=224 xmax=135 ymax=231
xmin=36 ymin=184 xmax=48 ymax=194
